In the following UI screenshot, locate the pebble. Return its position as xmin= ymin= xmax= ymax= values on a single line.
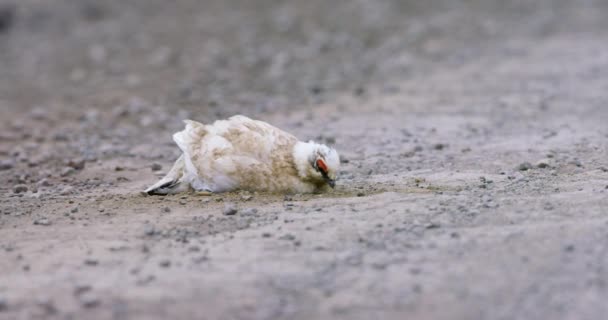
xmin=159 ymin=259 xmax=171 ymax=268
xmin=240 ymin=208 xmax=258 ymax=215
xmin=151 ymin=163 xmax=162 ymax=171
xmin=536 ymin=159 xmax=550 ymax=169
xmin=279 ymin=234 xmax=296 ymax=241
xmin=60 ymin=167 xmax=76 ymax=177
xmin=0 ymin=296 xmax=6 ymax=311
xmin=161 ymin=206 xmax=171 ymax=213
xmin=433 ymin=143 xmax=447 ymax=150
xmin=262 ymin=232 xmax=272 ymax=238
xmin=36 ymin=297 xmax=56 ymax=314
xmin=143 ymin=225 xmax=156 ymax=236
xmin=59 ymin=186 xmax=74 ymax=195
xmin=240 ymin=194 xmax=253 ymax=201
xmin=517 ymin=162 xmax=533 ymax=171
xmin=222 ymin=203 xmax=238 ymax=215
xmin=66 ymin=158 xmax=86 ymax=170
xmin=33 ymin=218 xmax=51 ymax=226
xmin=37 ymin=179 xmax=52 ymax=187
xmin=74 ymin=284 xmax=92 ymax=296
xmin=84 ymin=258 xmax=99 ymax=266
xmin=79 ymin=292 xmax=100 ymax=308
xmin=425 ymin=222 xmax=441 ymax=229
xmin=0 ymin=159 xmax=14 ymax=170
xmin=13 ymin=184 xmax=27 ymax=193
xmin=356 ymin=192 xmax=365 ymax=197
xmin=0 ymin=4 xmax=15 ymax=33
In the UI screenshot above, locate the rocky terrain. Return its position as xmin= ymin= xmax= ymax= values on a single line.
xmin=1 ymin=0 xmax=608 ymax=319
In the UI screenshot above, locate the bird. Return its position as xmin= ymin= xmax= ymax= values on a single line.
xmin=144 ymin=115 xmax=340 ymax=195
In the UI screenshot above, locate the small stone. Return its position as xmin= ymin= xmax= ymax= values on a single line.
xmin=84 ymin=258 xmax=98 ymax=266
xmin=433 ymin=143 xmax=447 ymax=150
xmin=143 ymin=225 xmax=155 ymax=236
xmin=151 ymin=163 xmax=162 ymax=171
xmin=37 ymin=179 xmax=52 ymax=187
xmin=159 ymin=259 xmax=171 ymax=268
xmin=279 ymin=234 xmax=296 ymax=241
xmin=179 ymin=199 xmax=187 ymax=205
xmin=161 ymin=207 xmax=171 ymax=213
xmin=79 ymin=292 xmax=100 ymax=308
xmin=425 ymin=222 xmax=440 ymax=229
xmin=240 ymin=208 xmax=258 ymax=215
xmin=536 ymin=159 xmax=551 ymax=169
xmin=262 ymin=232 xmax=272 ymax=238
xmin=33 ymin=218 xmax=51 ymax=226
xmin=240 ymin=194 xmax=253 ymax=201
xmin=0 ymin=296 xmax=6 ymax=311
xmin=188 ymin=246 xmax=200 ymax=252
xmin=13 ymin=184 xmax=27 ymax=193
xmin=0 ymin=4 xmax=15 ymax=33
xmin=66 ymin=158 xmax=86 ymax=170
xmin=564 ymin=244 xmax=575 ymax=252
xmin=0 ymin=159 xmax=14 ymax=171
xmin=222 ymin=203 xmax=238 ymax=215
xmin=36 ymin=297 xmax=56 ymax=314
xmin=74 ymin=284 xmax=92 ymax=296
xmin=60 ymin=167 xmax=75 ymax=177
xmin=356 ymin=192 xmax=365 ymax=197
xmin=71 ymin=207 xmax=79 ymax=213
xmin=60 ymin=186 xmax=74 ymax=195
xmin=517 ymin=162 xmax=533 ymax=171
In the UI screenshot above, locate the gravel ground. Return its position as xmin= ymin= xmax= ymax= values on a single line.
xmin=1 ymin=1 xmax=608 ymax=319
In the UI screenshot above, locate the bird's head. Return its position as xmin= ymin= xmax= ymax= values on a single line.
xmin=294 ymin=141 xmax=340 ymax=188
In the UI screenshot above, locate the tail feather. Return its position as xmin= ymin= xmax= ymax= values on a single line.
xmin=144 ymin=155 xmax=189 ymax=195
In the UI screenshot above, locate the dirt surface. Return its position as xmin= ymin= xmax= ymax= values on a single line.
xmin=1 ymin=0 xmax=608 ymax=319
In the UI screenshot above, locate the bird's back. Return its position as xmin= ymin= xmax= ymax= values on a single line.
xmin=174 ymin=115 xmax=305 ymax=192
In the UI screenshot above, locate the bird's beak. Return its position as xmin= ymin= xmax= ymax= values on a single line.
xmin=320 ymin=171 xmax=335 ymax=188
xmin=324 ymin=176 xmax=336 ymax=188
xmin=327 ymin=179 xmax=336 ymax=188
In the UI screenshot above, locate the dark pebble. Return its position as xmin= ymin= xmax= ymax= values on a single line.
xmin=79 ymin=293 xmax=100 ymax=308
xmin=151 ymin=163 xmax=162 ymax=171
xmin=33 ymin=218 xmax=51 ymax=226
xmin=84 ymin=258 xmax=99 ymax=266
xmin=517 ymin=162 xmax=533 ymax=171
xmin=0 ymin=4 xmax=15 ymax=33
xmin=279 ymin=234 xmax=296 ymax=241
xmin=240 ymin=208 xmax=258 ymax=215
xmin=433 ymin=143 xmax=447 ymax=150
xmin=13 ymin=184 xmax=27 ymax=193
xmin=66 ymin=158 xmax=86 ymax=170
xmin=159 ymin=259 xmax=171 ymax=268
xmin=222 ymin=203 xmax=238 ymax=215
xmin=0 ymin=159 xmax=14 ymax=170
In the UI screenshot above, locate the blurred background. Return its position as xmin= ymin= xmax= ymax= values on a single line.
xmin=1 ymin=0 xmax=607 ymax=119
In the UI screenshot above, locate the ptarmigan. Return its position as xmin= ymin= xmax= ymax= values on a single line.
xmin=144 ymin=115 xmax=340 ymax=195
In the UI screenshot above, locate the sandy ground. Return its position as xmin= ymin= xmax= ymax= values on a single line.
xmin=1 ymin=1 xmax=608 ymax=319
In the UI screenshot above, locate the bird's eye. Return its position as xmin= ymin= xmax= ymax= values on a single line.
xmin=316 ymin=159 xmax=328 ymax=174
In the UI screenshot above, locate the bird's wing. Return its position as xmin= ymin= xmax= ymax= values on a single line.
xmin=172 ymin=116 xmax=300 ymax=192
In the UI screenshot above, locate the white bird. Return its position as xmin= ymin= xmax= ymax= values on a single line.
xmin=144 ymin=115 xmax=340 ymax=195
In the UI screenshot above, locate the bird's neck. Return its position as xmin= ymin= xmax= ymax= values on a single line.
xmin=293 ymin=141 xmax=317 ymax=179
